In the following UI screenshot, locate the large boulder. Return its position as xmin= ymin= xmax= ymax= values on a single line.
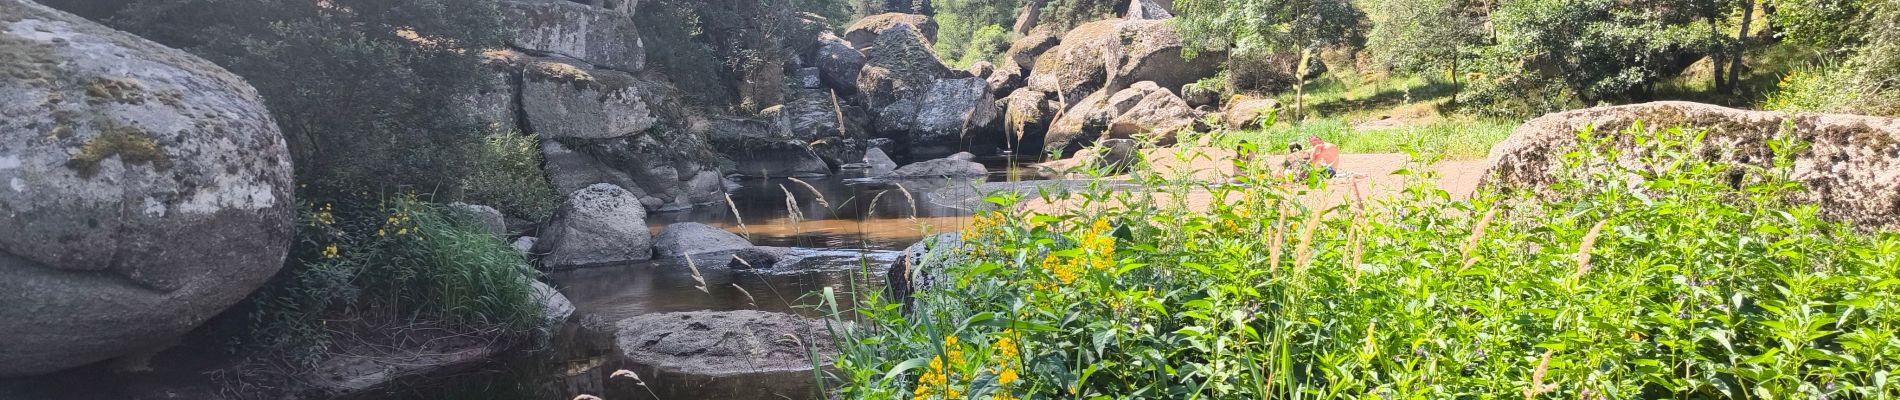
xmin=450 ymin=203 xmax=509 ymax=237
xmin=541 ymin=139 xmax=643 ymax=196
xmin=1484 ymin=101 xmax=1900 ymax=230
xmin=1223 ymin=96 xmax=1280 ymax=130
xmin=0 ymin=0 xmax=295 ymax=377
xmin=652 ymin=222 xmax=753 ymax=261
xmin=988 ymin=31 xmax=1061 ymax=95
xmin=843 ymin=13 xmax=937 ymax=49
xmin=1126 ymin=0 xmax=1173 ymax=19
xmin=1026 ymin=19 xmax=1222 ymax=110
xmin=520 ymin=60 xmax=657 ymax=139
xmin=499 ymin=0 xmax=645 ymax=72
xmin=612 ymin=310 xmax=835 ymax=400
xmin=807 ymin=33 xmax=865 ymax=94
xmin=534 ymin=184 xmax=653 ymax=268
xmin=1046 ymin=82 xmax=1202 ymax=154
xmin=857 ymin=24 xmax=998 ymax=160
xmin=864 ymin=147 xmax=900 ymax=175
xmin=781 ymin=88 xmax=872 ymax=166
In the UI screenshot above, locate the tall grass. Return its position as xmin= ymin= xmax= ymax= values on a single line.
xmin=248 ymin=194 xmax=543 ymax=366
xmin=819 ymin=123 xmax=1900 ymax=399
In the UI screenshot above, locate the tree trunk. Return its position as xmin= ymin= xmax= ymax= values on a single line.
xmin=1449 ymin=50 xmax=1460 ymax=106
xmin=1709 ymin=14 xmax=1727 ymax=91
xmin=1014 ymin=0 xmax=1045 ymax=34
xmin=1729 ymin=0 xmax=1754 ymax=93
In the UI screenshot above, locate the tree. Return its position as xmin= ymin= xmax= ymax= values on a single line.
xmin=1365 ymin=0 xmax=1488 ymax=104
xmin=1477 ymin=0 xmax=1715 ymax=106
xmin=59 ymin=0 xmax=510 ymax=195
xmin=934 ymin=0 xmax=1025 ymax=64
xmin=1174 ymin=0 xmax=1367 ymax=117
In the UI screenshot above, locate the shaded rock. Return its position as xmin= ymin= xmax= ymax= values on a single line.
xmin=1485 ymin=101 xmax=1900 ymax=230
xmin=807 ymin=33 xmax=865 ymax=94
xmin=1026 ymin=19 xmax=1222 ymax=109
xmin=513 ymin=236 xmax=539 ymax=255
xmin=708 ymin=116 xmax=832 ymax=177
xmin=844 ymin=13 xmax=937 ymax=49
xmin=531 ymin=281 xmax=575 ymax=326
xmin=652 ymin=222 xmax=753 ymax=260
xmin=782 ymin=87 xmax=872 ymax=164
xmin=885 ymin=157 xmax=988 ymax=179
xmin=534 ymin=184 xmax=652 ymax=268
xmin=967 ymin=60 xmax=995 ymax=79
xmin=450 ymin=203 xmax=509 ymax=237
xmin=907 ymin=77 xmax=1000 ymax=158
xmin=1002 ymin=30 xmax=1062 ymax=74
xmin=886 ymin=233 xmax=965 ymax=307
xmin=307 ymin=340 xmax=503 ymax=397
xmin=793 ymin=67 xmax=822 ymax=89
xmin=520 ymin=60 xmax=656 ymax=139
xmin=0 ymin=0 xmax=294 ymax=377
xmin=858 ymin=24 xmax=957 ymax=114
xmin=540 ymin=139 xmax=642 ymax=196
xmin=612 ymin=310 xmax=834 ymax=400
xmin=865 ymin=147 xmax=900 ymax=175
xmin=500 ymin=0 xmax=645 ymax=72
xmin=457 ymin=63 xmax=521 ymax=133
xmin=1223 ymin=96 xmax=1280 ymax=130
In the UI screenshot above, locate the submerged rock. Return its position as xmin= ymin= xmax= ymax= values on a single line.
xmin=885 ymin=157 xmax=989 ymax=179
xmin=0 ymin=0 xmax=294 ymax=377
xmin=1485 ymin=101 xmax=1900 ymax=230
xmin=535 ymin=184 xmax=653 ymax=268
xmin=612 ymin=310 xmax=835 ymax=400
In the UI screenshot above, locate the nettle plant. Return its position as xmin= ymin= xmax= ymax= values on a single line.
xmin=819 ymin=123 xmax=1900 ymax=399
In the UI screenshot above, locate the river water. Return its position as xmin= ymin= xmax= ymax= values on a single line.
xmin=372 ymin=157 xmax=1041 ymax=399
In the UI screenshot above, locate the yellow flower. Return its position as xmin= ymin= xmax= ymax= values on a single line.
xmin=378 ymin=229 xmax=387 ymax=236
xmin=997 ymin=368 xmax=1018 ymax=385
xmin=322 ymin=243 xmax=339 ymax=259
xmin=397 ymin=228 xmax=408 ymax=236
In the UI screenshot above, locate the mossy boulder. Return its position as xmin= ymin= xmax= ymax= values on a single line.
xmin=843 ymin=13 xmax=936 ymax=49
xmin=1485 ymin=101 xmax=1900 ymax=230
xmin=1026 ymin=18 xmax=1222 ymax=112
xmin=520 ymin=59 xmax=657 ymax=140
xmin=0 ymin=0 xmax=294 ymax=377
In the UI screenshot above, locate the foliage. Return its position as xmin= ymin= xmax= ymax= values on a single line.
xmin=1362 ymin=0 xmax=1486 ymax=101
xmin=249 ymin=195 xmax=543 ymax=366
xmin=1847 ymin=0 xmax=1900 ymax=115
xmin=821 ymin=123 xmax=1900 ymax=398
xmin=1039 ymin=0 xmax=1122 ymax=31
xmin=1172 ymin=0 xmax=1368 ymax=58
xmin=59 ymin=0 xmax=509 ymax=195
xmin=1207 ymin=117 xmax=1516 ymax=160
xmin=459 ymin=133 xmax=559 ymax=220
xmin=934 ymin=0 xmax=1024 ymax=66
xmin=1771 ymin=0 xmax=1870 ymax=53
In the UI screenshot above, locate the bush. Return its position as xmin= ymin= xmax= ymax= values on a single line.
xmin=821 ymin=123 xmax=1900 ymax=398
xmin=459 ymin=133 xmax=559 ymax=220
xmin=249 ymin=195 xmax=542 ymax=366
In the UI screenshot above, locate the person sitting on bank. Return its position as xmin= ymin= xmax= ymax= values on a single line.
xmin=1305 ymin=135 xmax=1340 ymax=179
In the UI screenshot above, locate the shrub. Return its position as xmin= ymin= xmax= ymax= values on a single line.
xmin=249 ymin=195 xmax=542 ymax=366
xmin=821 ymin=123 xmax=1900 ymax=399
xmin=459 ymin=133 xmax=559 ymax=220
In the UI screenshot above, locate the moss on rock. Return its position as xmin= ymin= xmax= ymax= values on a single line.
xmin=67 ymin=124 xmax=171 ymax=177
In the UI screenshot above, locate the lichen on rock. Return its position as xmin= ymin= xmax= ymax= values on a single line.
xmin=65 ymin=123 xmax=171 ymax=177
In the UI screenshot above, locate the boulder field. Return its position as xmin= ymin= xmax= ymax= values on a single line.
xmin=0 ymin=0 xmax=294 ymax=377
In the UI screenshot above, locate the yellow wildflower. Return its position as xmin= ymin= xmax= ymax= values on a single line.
xmin=997 ymin=368 xmax=1018 ymax=385
xmin=322 ymin=243 xmax=339 ymax=259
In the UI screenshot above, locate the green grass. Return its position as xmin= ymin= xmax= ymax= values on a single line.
xmin=818 ymin=123 xmax=1900 ymax=399
xmin=1187 ymin=116 xmax=1517 ymax=160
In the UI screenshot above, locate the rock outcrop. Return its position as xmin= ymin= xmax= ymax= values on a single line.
xmin=709 ymin=115 xmax=834 ymax=178
xmin=1484 ymin=101 xmax=1900 ymax=230
xmin=857 ymin=24 xmax=1000 ymax=160
xmin=534 ymin=184 xmax=653 ymax=268
xmin=844 ymin=13 xmax=937 ymax=49
xmin=1046 ymin=81 xmax=1203 ymax=154
xmin=1223 ymin=96 xmax=1280 ymax=130
xmin=612 ymin=310 xmax=835 ymax=400
xmin=1025 ymin=18 xmax=1222 ymax=110
xmin=500 ymin=0 xmax=645 ymax=72
xmin=0 ymin=0 xmax=295 ymax=377
xmin=450 ymin=203 xmax=509 ymax=237
xmin=520 ymin=60 xmax=657 ymax=139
